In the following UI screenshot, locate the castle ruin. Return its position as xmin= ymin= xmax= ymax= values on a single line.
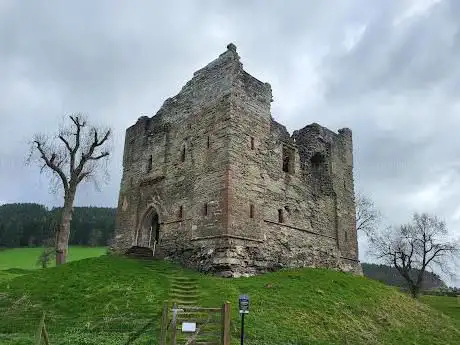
xmin=112 ymin=44 xmax=361 ymax=277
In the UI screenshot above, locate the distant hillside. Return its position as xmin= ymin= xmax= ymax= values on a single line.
xmin=0 ymin=203 xmax=116 ymax=248
xmin=362 ymin=263 xmax=447 ymax=290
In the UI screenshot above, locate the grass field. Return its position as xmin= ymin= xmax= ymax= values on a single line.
xmin=420 ymin=295 xmax=460 ymax=328
xmin=0 ymin=254 xmax=459 ymax=345
xmin=0 ymin=246 xmax=106 ymax=270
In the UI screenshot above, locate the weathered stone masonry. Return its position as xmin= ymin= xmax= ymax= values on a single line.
xmin=112 ymin=43 xmax=361 ymax=276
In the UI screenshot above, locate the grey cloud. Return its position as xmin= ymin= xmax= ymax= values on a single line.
xmin=0 ymin=0 xmax=458 ymax=283
xmin=323 ymin=0 xmax=460 ymax=99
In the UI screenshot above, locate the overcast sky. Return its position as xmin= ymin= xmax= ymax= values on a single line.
xmin=1 ymin=1 xmax=459 ymax=282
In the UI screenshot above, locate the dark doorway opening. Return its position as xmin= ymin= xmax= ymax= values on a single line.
xmin=135 ymin=207 xmax=160 ymax=248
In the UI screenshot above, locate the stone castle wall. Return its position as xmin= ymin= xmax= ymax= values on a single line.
xmin=112 ymin=44 xmax=361 ymax=276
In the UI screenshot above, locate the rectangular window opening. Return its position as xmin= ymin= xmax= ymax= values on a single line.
xmin=207 ymin=136 xmax=210 ymax=149
xmin=278 ymin=209 xmax=284 ymax=223
xmin=179 ymin=205 xmax=183 ymax=219
xmin=250 ymin=137 xmax=255 ymax=150
xmin=249 ymin=204 xmax=254 ymax=218
xmin=282 ymin=145 xmax=295 ymax=174
xmin=181 ymin=146 xmax=186 ymax=162
xmin=203 ymin=203 xmax=208 ymax=216
xmin=147 ymin=155 xmax=153 ymax=172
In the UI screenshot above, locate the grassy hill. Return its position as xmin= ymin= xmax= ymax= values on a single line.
xmin=0 ymin=255 xmax=459 ymax=345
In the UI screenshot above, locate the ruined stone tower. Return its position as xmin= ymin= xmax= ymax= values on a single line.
xmin=112 ymin=43 xmax=361 ymax=276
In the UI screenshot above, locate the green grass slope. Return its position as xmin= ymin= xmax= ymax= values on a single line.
xmin=0 ymin=255 xmax=458 ymax=345
xmin=0 ymin=246 xmax=106 ymax=270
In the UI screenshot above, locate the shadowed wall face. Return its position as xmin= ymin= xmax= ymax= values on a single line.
xmin=112 ymin=44 xmax=360 ymax=276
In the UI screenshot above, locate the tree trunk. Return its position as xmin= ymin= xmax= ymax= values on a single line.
xmin=409 ymin=285 xmax=420 ymax=299
xmin=56 ymin=191 xmax=75 ymax=265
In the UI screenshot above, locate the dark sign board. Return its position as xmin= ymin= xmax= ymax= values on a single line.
xmin=239 ymin=294 xmax=249 ymax=314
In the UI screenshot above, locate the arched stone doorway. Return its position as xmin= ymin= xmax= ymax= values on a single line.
xmin=135 ymin=207 xmax=160 ymax=249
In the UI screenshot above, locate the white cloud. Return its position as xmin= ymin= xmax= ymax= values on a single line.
xmin=342 ymin=24 xmax=367 ymax=51
xmin=394 ymin=0 xmax=443 ymax=26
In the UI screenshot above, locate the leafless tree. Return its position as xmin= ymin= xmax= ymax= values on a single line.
xmin=356 ymin=192 xmax=381 ymax=236
xmin=28 ymin=114 xmax=111 ymax=265
xmin=369 ymin=212 xmax=459 ymax=298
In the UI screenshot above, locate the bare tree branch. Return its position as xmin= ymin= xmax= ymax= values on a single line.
xmin=88 ymin=152 xmax=110 ymax=161
xmin=58 ymin=135 xmax=72 ymax=153
xmin=33 ymin=140 xmax=69 ymax=192
xmin=356 ymin=192 xmax=381 ymax=236
xmin=74 ymin=128 xmax=111 ymax=177
xmin=369 ymin=212 xmax=459 ymax=298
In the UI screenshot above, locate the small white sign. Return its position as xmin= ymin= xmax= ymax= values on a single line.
xmin=182 ymin=322 xmax=196 ymax=333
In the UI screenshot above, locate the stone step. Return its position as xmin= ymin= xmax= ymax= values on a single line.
xmin=170 ymin=282 xmax=198 ymax=287
xmin=170 ymin=286 xmax=199 ymax=293
xmin=169 ymin=276 xmax=198 ymax=282
xmin=170 ymin=295 xmax=200 ymax=301
xmin=170 ymin=294 xmax=199 ymax=301
xmin=166 ymin=299 xmax=199 ymax=305
xmin=125 ymin=246 xmax=153 ymax=257
xmin=170 ymin=281 xmax=198 ymax=286
xmin=170 ymin=301 xmax=198 ymax=306
xmin=170 ymin=285 xmax=198 ymax=292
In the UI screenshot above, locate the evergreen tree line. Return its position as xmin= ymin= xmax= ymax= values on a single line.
xmin=0 ymin=203 xmax=116 ymax=248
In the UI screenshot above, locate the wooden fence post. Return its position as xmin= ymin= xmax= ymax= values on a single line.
xmin=35 ymin=312 xmax=50 ymax=345
xmin=159 ymin=302 xmax=168 ymax=345
xmin=35 ymin=312 xmax=45 ymax=345
xmin=171 ymin=303 xmax=178 ymax=345
xmin=42 ymin=323 xmax=50 ymax=345
xmin=222 ymin=302 xmax=231 ymax=345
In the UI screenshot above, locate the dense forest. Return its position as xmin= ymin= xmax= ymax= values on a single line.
xmin=362 ymin=263 xmax=446 ymax=290
xmin=0 ymin=203 xmax=116 ymax=247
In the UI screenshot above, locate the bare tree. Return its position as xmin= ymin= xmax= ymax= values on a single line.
xmin=369 ymin=212 xmax=459 ymax=298
xmin=28 ymin=114 xmax=111 ymax=265
xmin=356 ymin=192 xmax=381 ymax=236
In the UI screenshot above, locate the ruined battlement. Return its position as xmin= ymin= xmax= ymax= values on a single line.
xmin=113 ymin=44 xmax=361 ymax=277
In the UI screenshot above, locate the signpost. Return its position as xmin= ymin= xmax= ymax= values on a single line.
xmin=239 ymin=294 xmax=249 ymax=345
xmin=181 ymin=322 xmax=196 ymax=333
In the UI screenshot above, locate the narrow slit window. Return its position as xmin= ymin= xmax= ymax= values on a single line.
xmin=179 ymin=206 xmax=183 ymax=219
xmin=278 ymin=209 xmax=284 ymax=223
xmin=147 ymin=155 xmax=153 ymax=172
xmin=249 ymin=204 xmax=254 ymax=218
xmin=282 ymin=145 xmax=295 ymax=173
xmin=181 ymin=146 xmax=186 ymax=162
xmin=207 ymin=135 xmax=210 ymax=149
xmin=250 ymin=137 xmax=255 ymax=150
xmin=203 ymin=203 xmax=208 ymax=216
xmin=344 ymin=231 xmax=348 ymax=242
